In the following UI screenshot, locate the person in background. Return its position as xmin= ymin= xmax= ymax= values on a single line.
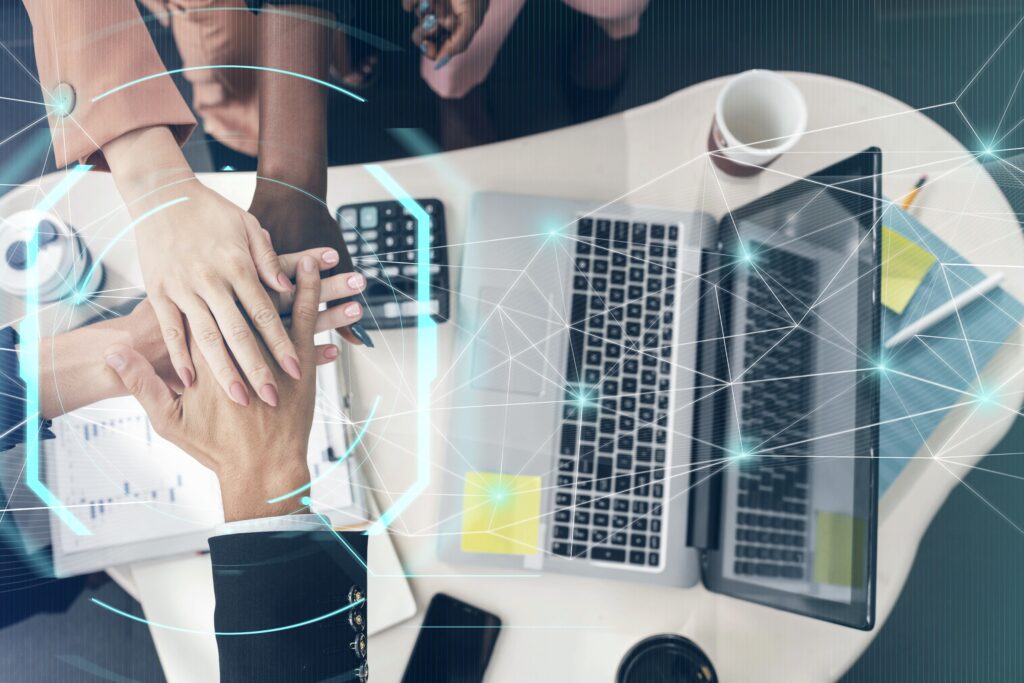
xmin=1 ymin=252 xmax=369 ymax=681
xmin=20 ymin=0 xmax=369 ymax=412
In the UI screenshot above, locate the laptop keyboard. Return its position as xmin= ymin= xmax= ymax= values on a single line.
xmin=552 ymin=216 xmax=680 ymax=568
xmin=732 ymin=244 xmax=817 ymax=580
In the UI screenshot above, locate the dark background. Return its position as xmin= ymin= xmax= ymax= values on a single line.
xmin=1 ymin=0 xmax=1023 ymax=679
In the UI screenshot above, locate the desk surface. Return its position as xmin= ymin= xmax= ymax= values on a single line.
xmin=3 ymin=72 xmax=1021 ymax=682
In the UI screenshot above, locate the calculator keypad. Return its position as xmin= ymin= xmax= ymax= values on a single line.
xmin=336 ymin=199 xmax=450 ymax=329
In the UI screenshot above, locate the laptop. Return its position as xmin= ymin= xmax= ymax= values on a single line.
xmin=440 ymin=150 xmax=881 ymax=629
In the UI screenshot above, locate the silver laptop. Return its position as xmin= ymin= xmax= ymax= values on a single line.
xmin=439 ymin=150 xmax=882 ymax=628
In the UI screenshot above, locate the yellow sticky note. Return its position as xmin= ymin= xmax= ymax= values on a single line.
xmin=881 ymin=226 xmax=937 ymax=314
xmin=813 ymin=510 xmax=867 ymax=588
xmin=461 ymin=472 xmax=541 ymax=555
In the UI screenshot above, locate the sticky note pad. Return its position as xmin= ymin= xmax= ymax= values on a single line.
xmin=813 ymin=511 xmax=867 ymax=588
xmin=881 ymin=226 xmax=937 ymax=314
xmin=461 ymin=472 xmax=541 ymax=555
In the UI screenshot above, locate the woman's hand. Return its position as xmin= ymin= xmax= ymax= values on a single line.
xmin=405 ymin=0 xmax=489 ymax=64
xmin=103 ymin=126 xmax=297 ymax=408
xmin=104 ymin=255 xmax=325 ymax=521
xmin=249 ymin=180 xmax=364 ymax=346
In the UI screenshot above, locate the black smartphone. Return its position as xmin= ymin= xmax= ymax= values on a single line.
xmin=401 ymin=593 xmax=501 ymax=683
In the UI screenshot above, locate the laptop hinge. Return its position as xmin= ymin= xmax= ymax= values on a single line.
xmin=686 ymin=244 xmax=727 ymax=551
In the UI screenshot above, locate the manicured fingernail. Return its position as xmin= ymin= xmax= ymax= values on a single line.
xmin=434 ymin=55 xmax=450 ymax=70
xmin=322 ymin=249 xmax=339 ymax=265
xmin=325 ymin=345 xmax=339 ymax=359
xmin=259 ymin=383 xmax=279 ymax=407
xmin=344 ymin=303 xmax=361 ymax=317
xmin=229 ymin=381 xmax=250 ymax=406
xmin=422 ymin=13 xmax=437 ymax=30
xmin=178 ymin=367 xmax=194 ymax=388
xmin=302 ymin=256 xmax=315 ymax=273
xmin=350 ymin=323 xmax=375 ymax=348
xmin=347 ymin=273 xmax=365 ymax=290
xmin=283 ymin=355 xmax=302 ymax=380
xmin=104 ymin=353 xmax=126 ymax=371
xmin=277 ymin=272 xmax=294 ymax=291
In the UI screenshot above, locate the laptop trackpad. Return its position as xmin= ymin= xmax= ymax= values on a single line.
xmin=470 ymin=287 xmax=553 ymax=397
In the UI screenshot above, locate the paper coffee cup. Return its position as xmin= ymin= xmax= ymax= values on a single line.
xmin=708 ymin=70 xmax=807 ymax=176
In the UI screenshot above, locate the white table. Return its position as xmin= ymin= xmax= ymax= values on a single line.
xmin=3 ymin=72 xmax=1021 ymax=682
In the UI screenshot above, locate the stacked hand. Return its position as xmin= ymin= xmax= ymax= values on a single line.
xmin=105 ymin=255 xmax=325 ymax=522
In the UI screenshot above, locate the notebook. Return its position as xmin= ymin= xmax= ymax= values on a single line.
xmin=878 ymin=204 xmax=1024 ymax=495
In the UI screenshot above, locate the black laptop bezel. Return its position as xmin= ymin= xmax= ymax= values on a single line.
xmin=689 ymin=149 xmax=882 ymax=630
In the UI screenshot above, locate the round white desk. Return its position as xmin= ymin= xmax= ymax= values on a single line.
xmin=2 ymin=72 xmax=1020 ymax=682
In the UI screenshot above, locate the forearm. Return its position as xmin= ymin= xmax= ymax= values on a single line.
xmin=254 ymin=6 xmax=332 ymax=205
xmin=36 ymin=305 xmax=167 ymax=420
xmin=102 ymin=126 xmax=196 ymax=208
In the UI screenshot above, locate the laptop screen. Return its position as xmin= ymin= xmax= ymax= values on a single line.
xmin=691 ymin=149 xmax=881 ymax=629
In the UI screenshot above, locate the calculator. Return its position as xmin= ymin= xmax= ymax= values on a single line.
xmin=335 ymin=199 xmax=450 ymax=330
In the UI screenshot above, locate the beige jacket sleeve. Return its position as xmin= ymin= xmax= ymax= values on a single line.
xmin=22 ymin=1 xmax=197 ymax=170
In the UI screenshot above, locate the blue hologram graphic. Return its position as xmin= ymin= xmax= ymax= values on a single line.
xmin=362 ymin=164 xmax=436 ymax=536
xmin=22 ymin=165 xmax=94 ymax=535
xmin=91 ymin=596 xmax=364 ymax=636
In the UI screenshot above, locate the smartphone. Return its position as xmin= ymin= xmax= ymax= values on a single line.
xmin=401 ymin=593 xmax=501 ymax=683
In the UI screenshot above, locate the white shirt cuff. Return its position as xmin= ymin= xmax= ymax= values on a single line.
xmin=211 ymin=514 xmax=323 ymax=537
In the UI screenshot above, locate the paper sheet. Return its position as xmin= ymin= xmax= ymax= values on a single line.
xmin=881 ymin=226 xmax=937 ymax=314
xmin=461 ymin=472 xmax=542 ymax=555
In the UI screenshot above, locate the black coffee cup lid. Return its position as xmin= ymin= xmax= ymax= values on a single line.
xmin=617 ymin=634 xmax=717 ymax=683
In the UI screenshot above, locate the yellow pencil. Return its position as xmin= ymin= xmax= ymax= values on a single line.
xmin=900 ymin=175 xmax=927 ymax=210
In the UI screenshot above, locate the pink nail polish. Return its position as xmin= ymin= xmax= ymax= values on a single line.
xmin=259 ymin=384 xmax=279 ymax=407
xmin=104 ymin=353 xmax=126 ymax=371
xmin=325 ymin=345 xmax=339 ymax=359
xmin=282 ymin=355 xmax=302 ymax=380
xmin=178 ymin=367 xmax=194 ymax=388
xmin=277 ymin=272 xmax=294 ymax=291
xmin=229 ymin=381 xmax=250 ymax=406
xmin=322 ymin=249 xmax=339 ymax=265
xmin=344 ymin=303 xmax=361 ymax=317
xmin=347 ymin=274 xmax=365 ymax=290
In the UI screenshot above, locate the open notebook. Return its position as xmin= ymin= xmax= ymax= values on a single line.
xmin=46 ymin=364 xmax=366 ymax=577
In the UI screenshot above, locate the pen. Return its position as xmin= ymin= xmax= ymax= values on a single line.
xmin=884 ymin=272 xmax=1005 ymax=348
xmin=900 ymin=174 xmax=927 ymax=211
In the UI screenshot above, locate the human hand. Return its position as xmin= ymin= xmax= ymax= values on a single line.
xmin=104 ymin=255 xmax=325 ymax=521
xmin=405 ymin=0 xmax=489 ymax=64
xmin=249 ymin=181 xmax=366 ymax=346
xmin=102 ymin=124 xmax=303 ymax=408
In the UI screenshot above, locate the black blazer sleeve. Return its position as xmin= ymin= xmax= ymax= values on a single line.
xmin=209 ymin=530 xmax=368 ymax=682
xmin=0 ymin=326 xmax=55 ymax=453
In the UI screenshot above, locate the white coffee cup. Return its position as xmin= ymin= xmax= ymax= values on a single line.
xmin=708 ymin=70 xmax=807 ymax=176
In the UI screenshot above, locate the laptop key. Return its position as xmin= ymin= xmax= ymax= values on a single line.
xmin=612 ymin=532 xmax=627 ymax=546
xmin=629 ymin=550 xmax=646 ymax=565
xmin=648 ymin=553 xmax=660 ymax=567
xmin=553 ymin=526 xmax=570 ymax=539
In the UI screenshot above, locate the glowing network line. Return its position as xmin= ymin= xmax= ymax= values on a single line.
xmin=22 ymin=164 xmax=94 ymax=535
xmin=92 ymin=65 xmax=366 ymax=104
